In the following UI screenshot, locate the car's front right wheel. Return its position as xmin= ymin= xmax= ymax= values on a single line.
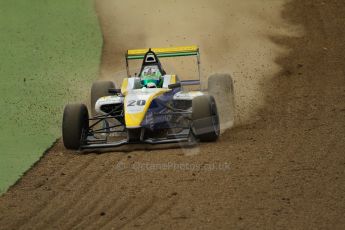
xmin=62 ymin=103 xmax=89 ymax=150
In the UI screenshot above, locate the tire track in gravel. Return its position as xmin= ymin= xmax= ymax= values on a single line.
xmin=14 ymin=147 xmax=97 ymax=229
xmin=99 ymin=195 xmax=157 ymax=230
xmin=88 ymin=196 xmax=135 ymax=230
xmin=93 ymin=194 xmax=179 ymax=230
xmin=47 ymin=155 xmax=136 ymax=229
xmin=139 ymin=197 xmax=179 ymax=228
xmin=68 ymin=194 xmax=121 ymax=229
xmin=19 ymin=154 xmax=100 ymax=229
xmin=31 ymin=157 xmax=114 ymax=229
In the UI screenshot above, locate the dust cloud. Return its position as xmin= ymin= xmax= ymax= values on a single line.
xmin=95 ymin=0 xmax=300 ymax=125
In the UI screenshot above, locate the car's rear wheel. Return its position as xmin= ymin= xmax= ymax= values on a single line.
xmin=91 ymin=80 xmax=116 ymax=115
xmin=62 ymin=104 xmax=89 ymax=150
xmin=192 ymin=95 xmax=220 ymax=142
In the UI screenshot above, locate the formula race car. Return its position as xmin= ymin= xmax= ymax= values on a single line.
xmin=62 ymin=46 xmax=223 ymax=150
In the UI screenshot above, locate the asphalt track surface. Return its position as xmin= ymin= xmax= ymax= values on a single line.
xmin=1 ymin=0 xmax=345 ymax=229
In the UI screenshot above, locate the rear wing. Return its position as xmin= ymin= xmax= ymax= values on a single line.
xmin=126 ymin=45 xmax=199 ymax=60
xmin=125 ymin=45 xmax=201 ymax=84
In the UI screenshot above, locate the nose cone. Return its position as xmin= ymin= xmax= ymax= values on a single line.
xmin=124 ymin=88 xmax=168 ymax=128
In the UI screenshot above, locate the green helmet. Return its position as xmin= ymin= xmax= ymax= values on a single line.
xmin=140 ymin=66 xmax=163 ymax=88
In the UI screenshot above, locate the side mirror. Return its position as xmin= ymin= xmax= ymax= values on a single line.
xmin=108 ymin=88 xmax=122 ymax=94
xmin=168 ymin=82 xmax=181 ymax=89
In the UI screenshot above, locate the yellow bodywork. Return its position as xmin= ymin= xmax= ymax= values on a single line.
xmin=121 ymin=78 xmax=129 ymax=96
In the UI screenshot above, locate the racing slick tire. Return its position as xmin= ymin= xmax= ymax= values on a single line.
xmin=208 ymin=73 xmax=235 ymax=132
xmin=192 ymin=95 xmax=220 ymax=142
xmin=91 ymin=80 xmax=116 ymax=115
xmin=62 ymin=104 xmax=89 ymax=150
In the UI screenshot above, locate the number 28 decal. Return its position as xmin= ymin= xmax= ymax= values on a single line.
xmin=127 ymin=99 xmax=146 ymax=107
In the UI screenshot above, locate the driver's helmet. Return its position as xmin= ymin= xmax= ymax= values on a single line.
xmin=140 ymin=66 xmax=163 ymax=88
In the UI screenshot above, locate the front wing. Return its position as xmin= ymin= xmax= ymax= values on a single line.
xmin=81 ymin=129 xmax=193 ymax=149
xmin=80 ymin=110 xmax=194 ymax=150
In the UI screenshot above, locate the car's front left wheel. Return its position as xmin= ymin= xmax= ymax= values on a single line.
xmin=191 ymin=95 xmax=220 ymax=142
